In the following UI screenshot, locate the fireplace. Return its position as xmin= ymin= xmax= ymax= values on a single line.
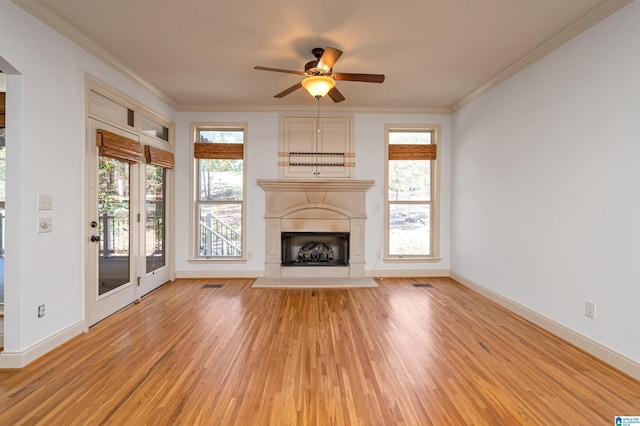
xmin=258 ymin=179 xmax=374 ymax=278
xmin=281 ymin=232 xmax=349 ymax=266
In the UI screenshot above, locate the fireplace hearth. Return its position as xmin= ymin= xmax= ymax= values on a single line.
xmin=281 ymin=232 xmax=349 ymax=266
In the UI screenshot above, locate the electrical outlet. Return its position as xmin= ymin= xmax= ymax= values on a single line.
xmin=38 ymin=217 xmax=53 ymax=233
xmin=585 ymin=300 xmax=596 ymax=319
xmin=37 ymin=304 xmax=45 ymax=318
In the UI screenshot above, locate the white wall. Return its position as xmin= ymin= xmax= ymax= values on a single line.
xmin=174 ymin=111 xmax=451 ymax=277
xmin=451 ymin=1 xmax=640 ymax=365
xmin=0 ymin=1 xmax=176 ymax=365
xmin=0 ymin=0 xmax=450 ymax=366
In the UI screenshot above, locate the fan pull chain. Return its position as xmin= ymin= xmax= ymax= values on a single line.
xmin=317 ymin=96 xmax=321 ymax=133
xmin=314 ymin=96 xmax=321 ymax=177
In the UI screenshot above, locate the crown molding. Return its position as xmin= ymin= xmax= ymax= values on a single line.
xmin=11 ymin=0 xmax=179 ymax=110
xmin=11 ymin=0 xmax=451 ymax=116
xmin=177 ymin=103 xmax=452 ymax=115
xmin=13 ymin=0 xmax=631 ymax=116
xmin=448 ymin=0 xmax=633 ymax=113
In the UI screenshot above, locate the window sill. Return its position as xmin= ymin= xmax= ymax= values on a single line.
xmin=188 ymin=257 xmax=247 ymax=264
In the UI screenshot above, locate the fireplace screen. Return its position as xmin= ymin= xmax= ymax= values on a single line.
xmin=281 ymin=232 xmax=349 ymax=266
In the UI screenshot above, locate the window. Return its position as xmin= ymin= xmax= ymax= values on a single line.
xmin=193 ymin=124 xmax=246 ymax=258
xmin=142 ymin=115 xmax=169 ymax=141
xmin=385 ymin=125 xmax=439 ymax=259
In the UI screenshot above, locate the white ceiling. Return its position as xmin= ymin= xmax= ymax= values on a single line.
xmin=13 ymin=0 xmax=629 ymax=111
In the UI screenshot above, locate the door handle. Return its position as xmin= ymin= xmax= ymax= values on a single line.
xmin=90 ymin=235 xmax=101 ymax=242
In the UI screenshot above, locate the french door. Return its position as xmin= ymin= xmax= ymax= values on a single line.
xmin=139 ymin=162 xmax=170 ymax=295
xmin=87 ymin=119 xmax=172 ymax=326
xmin=86 ymin=120 xmax=140 ymax=326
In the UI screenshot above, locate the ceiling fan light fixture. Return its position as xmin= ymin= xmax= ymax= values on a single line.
xmin=301 ymin=75 xmax=335 ymax=98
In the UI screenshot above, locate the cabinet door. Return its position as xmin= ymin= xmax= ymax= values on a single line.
xmin=280 ymin=116 xmax=353 ymax=179
xmin=317 ymin=117 xmax=352 ymax=178
xmin=281 ymin=117 xmax=316 ymax=178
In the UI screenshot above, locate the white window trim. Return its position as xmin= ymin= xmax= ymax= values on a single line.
xmin=189 ymin=122 xmax=248 ymax=262
xmin=384 ymin=123 xmax=441 ymax=262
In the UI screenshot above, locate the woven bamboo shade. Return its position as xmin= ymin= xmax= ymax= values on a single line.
xmin=145 ymin=145 xmax=175 ymax=169
xmin=194 ymin=143 xmax=243 ymax=160
xmin=388 ymin=144 xmax=436 ymax=160
xmin=96 ymin=129 xmax=142 ymax=163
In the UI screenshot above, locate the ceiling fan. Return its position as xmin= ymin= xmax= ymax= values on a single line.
xmin=254 ymin=47 xmax=385 ymax=103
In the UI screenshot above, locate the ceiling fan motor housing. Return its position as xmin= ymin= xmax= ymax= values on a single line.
xmin=305 ymin=48 xmax=330 ymax=75
xmin=311 ymin=47 xmax=325 ymax=59
xmin=305 ymin=60 xmax=328 ymax=75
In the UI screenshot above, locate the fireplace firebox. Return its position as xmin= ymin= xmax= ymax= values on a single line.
xmin=281 ymin=232 xmax=349 ymax=266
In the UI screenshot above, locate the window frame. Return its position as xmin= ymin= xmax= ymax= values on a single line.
xmin=384 ymin=124 xmax=440 ymax=261
xmin=190 ymin=122 xmax=248 ymax=262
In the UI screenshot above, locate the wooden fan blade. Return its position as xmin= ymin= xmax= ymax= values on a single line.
xmin=334 ymin=73 xmax=385 ymax=83
xmin=254 ymin=66 xmax=305 ymax=75
xmin=317 ymin=47 xmax=343 ymax=72
xmin=328 ymin=87 xmax=345 ymax=103
xmin=274 ymin=82 xmax=303 ymax=98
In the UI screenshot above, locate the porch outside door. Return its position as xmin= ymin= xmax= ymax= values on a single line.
xmin=86 ymin=119 xmax=139 ymax=326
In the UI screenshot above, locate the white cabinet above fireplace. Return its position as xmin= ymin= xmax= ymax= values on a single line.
xmin=279 ymin=115 xmax=353 ymax=179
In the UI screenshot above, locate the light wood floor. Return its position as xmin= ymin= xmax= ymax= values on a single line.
xmin=1 ymin=277 xmax=639 ymax=425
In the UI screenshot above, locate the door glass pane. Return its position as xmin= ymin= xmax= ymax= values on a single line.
xmin=146 ymin=164 xmax=165 ymax=273
xmin=98 ymin=157 xmax=130 ymax=295
xmin=389 ymin=204 xmax=430 ymax=256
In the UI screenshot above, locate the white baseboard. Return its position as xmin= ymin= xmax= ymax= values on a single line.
xmin=366 ymin=268 xmax=450 ymax=278
xmin=450 ymin=270 xmax=640 ymax=381
xmin=175 ymin=268 xmax=451 ymax=280
xmin=174 ymin=269 xmax=265 ymax=279
xmin=0 ymin=321 xmax=85 ymax=369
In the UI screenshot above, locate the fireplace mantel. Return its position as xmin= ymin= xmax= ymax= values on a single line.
xmin=258 ymin=179 xmax=374 ymax=278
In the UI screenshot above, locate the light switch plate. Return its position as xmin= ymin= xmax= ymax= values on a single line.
xmin=38 ymin=194 xmax=53 ymax=210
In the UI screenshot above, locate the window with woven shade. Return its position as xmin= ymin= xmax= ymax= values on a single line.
xmin=385 ymin=125 xmax=440 ymax=259
xmin=192 ymin=124 xmax=246 ymax=259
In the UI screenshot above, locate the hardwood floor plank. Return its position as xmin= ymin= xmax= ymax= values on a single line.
xmin=1 ymin=277 xmax=639 ymax=425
